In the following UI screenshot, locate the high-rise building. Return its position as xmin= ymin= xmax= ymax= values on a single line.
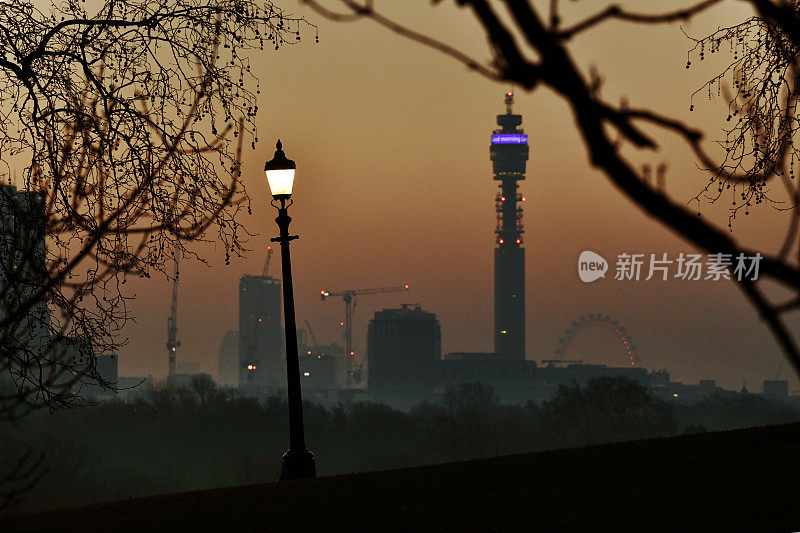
xmin=367 ymin=304 xmax=441 ymax=402
xmin=73 ymin=352 xmax=118 ymax=399
xmin=238 ymin=274 xmax=283 ymax=391
xmin=0 ymin=184 xmax=48 ymax=357
xmin=490 ymin=93 xmax=528 ymax=361
xmin=217 ymin=329 xmax=239 ymax=387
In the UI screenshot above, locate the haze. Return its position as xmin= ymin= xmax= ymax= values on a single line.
xmin=115 ymin=1 xmax=799 ymax=391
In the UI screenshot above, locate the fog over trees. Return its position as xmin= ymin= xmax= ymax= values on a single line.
xmin=2 ymin=376 xmax=798 ymax=512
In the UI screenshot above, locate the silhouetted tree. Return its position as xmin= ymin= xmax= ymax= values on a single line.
xmin=306 ymin=0 xmax=800 ymax=377
xmin=542 ymin=377 xmax=676 ymax=447
xmin=0 ymin=0 xmax=314 ymax=420
xmin=676 ymin=389 xmax=800 ymax=430
xmin=418 ymin=383 xmax=503 ymax=460
xmin=0 ymin=449 xmax=46 ymax=511
xmin=189 ymin=374 xmax=225 ymax=406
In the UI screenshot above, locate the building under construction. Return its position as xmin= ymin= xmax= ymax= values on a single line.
xmin=238 ymin=274 xmax=283 ymax=391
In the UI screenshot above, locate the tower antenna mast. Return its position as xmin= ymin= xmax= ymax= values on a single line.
xmin=491 ymin=92 xmax=529 ymax=360
xmin=166 ymin=256 xmax=181 ymax=375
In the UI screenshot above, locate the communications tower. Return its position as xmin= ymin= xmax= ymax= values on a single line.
xmin=491 ymin=92 xmax=528 ymax=360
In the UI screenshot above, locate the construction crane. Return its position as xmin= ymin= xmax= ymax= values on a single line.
xmin=262 ymin=244 xmax=273 ymax=277
xmin=304 ymin=319 xmax=320 ymax=355
xmin=166 ymin=257 xmax=181 ymax=375
xmin=320 ymin=284 xmax=409 ymax=385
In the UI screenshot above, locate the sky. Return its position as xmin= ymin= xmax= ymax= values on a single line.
xmin=115 ymin=0 xmax=800 ymax=391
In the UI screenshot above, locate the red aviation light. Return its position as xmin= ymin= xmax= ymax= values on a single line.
xmin=349 ymin=351 xmax=355 ymax=356
xmin=499 ymin=239 xmax=505 ymax=244
xmin=515 ymin=239 xmax=521 ymax=244
xmin=404 ymin=284 xmax=409 ymax=289
xmin=521 ymin=197 xmax=527 ymax=202
xmin=501 ymin=196 xmax=506 ymax=202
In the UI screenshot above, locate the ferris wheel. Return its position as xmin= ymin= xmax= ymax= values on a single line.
xmin=553 ymin=314 xmax=641 ymax=367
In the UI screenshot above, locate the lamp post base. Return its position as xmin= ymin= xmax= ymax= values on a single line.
xmin=279 ymin=448 xmax=316 ymax=481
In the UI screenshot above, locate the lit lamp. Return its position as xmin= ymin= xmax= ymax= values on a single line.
xmin=265 ymin=140 xmax=296 ymax=198
xmin=265 ymin=139 xmax=316 ymax=481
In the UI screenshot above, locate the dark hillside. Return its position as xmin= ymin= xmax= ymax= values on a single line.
xmin=3 ymin=423 xmax=800 ymax=532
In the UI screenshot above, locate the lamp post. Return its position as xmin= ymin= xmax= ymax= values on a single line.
xmin=265 ymin=139 xmax=316 ymax=481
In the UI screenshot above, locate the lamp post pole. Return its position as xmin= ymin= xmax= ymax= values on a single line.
xmin=266 ymin=140 xmax=316 ymax=481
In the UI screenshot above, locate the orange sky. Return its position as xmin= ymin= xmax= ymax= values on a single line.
xmin=118 ymin=1 xmax=800 ymax=391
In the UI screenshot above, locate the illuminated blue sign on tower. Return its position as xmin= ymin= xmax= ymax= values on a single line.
xmin=491 ymin=134 xmax=528 ymax=145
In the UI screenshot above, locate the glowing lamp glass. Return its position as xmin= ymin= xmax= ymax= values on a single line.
xmin=266 ymin=168 xmax=295 ymax=197
xmin=264 ymin=139 xmax=296 ymax=198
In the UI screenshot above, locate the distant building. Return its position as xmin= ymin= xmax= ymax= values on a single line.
xmin=52 ymin=335 xmax=93 ymax=393
xmin=55 ymin=342 xmax=118 ymax=399
xmin=435 ymin=356 xmax=656 ymax=404
xmin=763 ymin=380 xmax=789 ymax=400
xmin=165 ymin=371 xmax=213 ymax=390
xmin=217 ymin=329 xmax=239 ymax=387
xmin=238 ymin=274 xmax=283 ymax=392
xmin=362 ymin=303 xmax=672 ymax=407
xmin=367 ymin=304 xmax=441 ymax=404
xmin=116 ymin=375 xmax=155 ymax=401
xmin=79 ymin=353 xmax=119 ymax=399
xmin=658 ymin=378 xmax=720 ymax=403
xmin=298 ymin=342 xmax=346 ymax=403
xmin=436 ymin=352 xmax=537 ymax=402
xmin=96 ymin=353 xmax=119 ymax=384
xmin=0 ymin=184 xmax=49 ymax=359
xmin=300 ymin=352 xmax=347 ymax=391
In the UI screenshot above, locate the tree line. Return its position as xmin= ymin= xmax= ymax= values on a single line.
xmin=1 ymin=375 xmax=798 ymax=512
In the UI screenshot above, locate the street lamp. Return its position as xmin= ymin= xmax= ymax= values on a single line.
xmin=265 ymin=139 xmax=316 ymax=481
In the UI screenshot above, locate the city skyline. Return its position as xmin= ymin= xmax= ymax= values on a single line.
xmin=113 ymin=1 xmax=798 ymax=391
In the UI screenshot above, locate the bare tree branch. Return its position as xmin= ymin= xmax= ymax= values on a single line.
xmin=321 ymin=0 xmax=800 ymax=378
xmin=0 ymin=0 xmax=315 ymax=420
xmin=556 ymin=0 xmax=724 ymax=40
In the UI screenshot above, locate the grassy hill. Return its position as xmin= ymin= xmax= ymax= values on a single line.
xmin=3 ymin=423 xmax=800 ymax=531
